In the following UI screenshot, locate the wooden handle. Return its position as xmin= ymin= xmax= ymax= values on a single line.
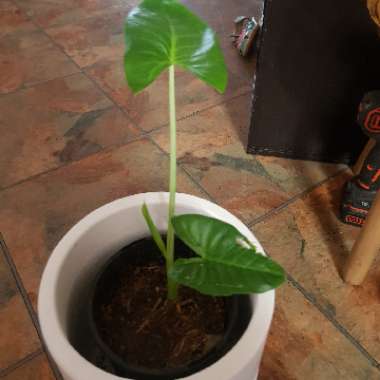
xmin=367 ymin=0 xmax=380 ymax=28
xmin=353 ymin=139 xmax=376 ymax=175
xmin=344 ymin=190 xmax=380 ymax=284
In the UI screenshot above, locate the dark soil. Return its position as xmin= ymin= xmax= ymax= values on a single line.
xmin=92 ymin=238 xmax=227 ymax=371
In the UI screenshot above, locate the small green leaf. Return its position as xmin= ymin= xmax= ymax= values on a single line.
xmin=170 ymin=214 xmax=286 ymax=296
xmin=171 ymin=214 xmax=255 ymax=259
xmin=141 ymin=203 xmax=167 ymax=259
xmin=124 ymin=0 xmax=227 ymax=93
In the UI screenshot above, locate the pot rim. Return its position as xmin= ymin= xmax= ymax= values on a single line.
xmin=38 ymin=192 xmax=275 ymax=380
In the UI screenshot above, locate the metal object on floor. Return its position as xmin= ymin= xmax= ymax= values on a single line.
xmin=341 ymin=91 xmax=380 ymax=227
xmin=231 ymin=16 xmax=259 ymax=56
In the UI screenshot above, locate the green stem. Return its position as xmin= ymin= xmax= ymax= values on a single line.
xmin=166 ymin=65 xmax=178 ymax=300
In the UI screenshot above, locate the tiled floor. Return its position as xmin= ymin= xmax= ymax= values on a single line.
xmin=0 ymin=0 xmax=379 ymax=379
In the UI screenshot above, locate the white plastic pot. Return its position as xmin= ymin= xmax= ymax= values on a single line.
xmin=39 ymin=193 xmax=274 ymax=380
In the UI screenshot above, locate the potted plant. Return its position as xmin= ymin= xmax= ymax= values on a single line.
xmin=38 ymin=1 xmax=285 ymax=379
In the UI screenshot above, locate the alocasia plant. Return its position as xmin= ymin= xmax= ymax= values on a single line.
xmin=124 ymin=0 xmax=285 ymax=299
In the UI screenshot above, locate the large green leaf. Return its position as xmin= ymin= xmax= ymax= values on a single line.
xmin=169 ymin=215 xmax=286 ymax=296
xmin=124 ymin=0 xmax=227 ymax=93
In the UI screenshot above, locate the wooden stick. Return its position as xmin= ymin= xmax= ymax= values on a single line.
xmin=344 ymin=190 xmax=380 ymax=284
xmin=352 ymin=139 xmax=376 ymax=175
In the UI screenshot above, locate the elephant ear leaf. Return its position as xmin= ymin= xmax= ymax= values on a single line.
xmin=124 ymin=0 xmax=227 ymax=93
xmin=169 ymin=214 xmax=286 ymax=296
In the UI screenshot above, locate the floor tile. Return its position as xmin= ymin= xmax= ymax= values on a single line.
xmin=0 ymin=30 xmax=78 ymax=94
xmin=152 ymin=96 xmax=345 ymax=223
xmin=45 ymin=7 xmax=128 ymax=68
xmin=15 ymin=0 xmax=138 ymax=29
xmin=0 ymin=1 xmax=35 ymax=38
xmin=86 ymin=61 xmax=251 ymax=132
xmin=0 ymin=73 xmax=140 ymax=189
xmin=258 ymin=282 xmax=379 ymax=380
xmin=0 ymin=138 xmax=206 ymax=310
xmin=253 ymin=172 xmax=380 ymax=363
xmin=0 ymin=246 xmax=40 ymax=370
xmin=2 ymin=353 xmax=55 ymax=380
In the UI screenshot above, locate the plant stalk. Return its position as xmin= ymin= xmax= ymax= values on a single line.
xmin=166 ymin=64 xmax=178 ymax=300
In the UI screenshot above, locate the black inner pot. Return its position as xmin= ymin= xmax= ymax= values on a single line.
xmin=82 ymin=237 xmax=252 ymax=380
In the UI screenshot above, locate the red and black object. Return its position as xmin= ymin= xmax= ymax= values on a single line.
xmin=341 ymin=91 xmax=380 ymax=226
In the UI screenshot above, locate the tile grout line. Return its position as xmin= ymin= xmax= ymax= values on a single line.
xmin=0 ymin=132 xmax=149 ymax=193
xmin=0 ymin=349 xmax=44 ymax=378
xmin=0 ymin=72 xmax=81 ymax=99
xmin=156 ymin=90 xmax=252 ymax=128
xmin=247 ymin=167 xmax=350 ymax=228
xmin=147 ymin=135 xmax=218 ymax=203
xmin=286 ymin=274 xmax=380 ymax=371
xmin=0 ymin=236 xmax=63 ymax=380
xmin=180 ymin=163 xmax=217 ymax=201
